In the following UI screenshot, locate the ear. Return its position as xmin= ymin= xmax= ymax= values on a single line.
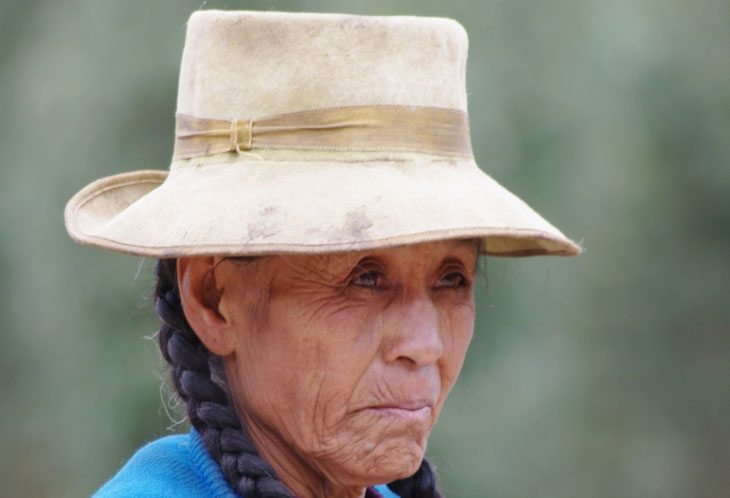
xmin=177 ymin=257 xmax=235 ymax=356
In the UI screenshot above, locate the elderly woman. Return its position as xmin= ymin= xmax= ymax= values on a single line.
xmin=65 ymin=10 xmax=580 ymax=498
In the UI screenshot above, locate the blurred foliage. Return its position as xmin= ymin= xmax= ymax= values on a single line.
xmin=1 ymin=0 xmax=728 ymax=497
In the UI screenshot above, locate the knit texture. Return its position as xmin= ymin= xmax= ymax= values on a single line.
xmin=93 ymin=429 xmax=399 ymax=497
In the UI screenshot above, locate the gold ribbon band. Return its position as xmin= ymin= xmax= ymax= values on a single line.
xmin=173 ymin=105 xmax=473 ymax=159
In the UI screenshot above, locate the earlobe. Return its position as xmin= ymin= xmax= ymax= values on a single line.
xmin=177 ymin=257 xmax=235 ymax=356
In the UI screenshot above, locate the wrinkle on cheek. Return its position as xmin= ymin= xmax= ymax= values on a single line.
xmin=374 ymin=381 xmax=393 ymax=406
xmin=298 ymin=294 xmax=361 ymax=330
xmin=305 ymin=398 xmax=370 ymax=473
xmin=310 ymin=426 xmax=373 ymax=478
xmin=309 ymin=411 xmax=417 ymax=478
xmin=272 ymin=283 xmax=372 ymax=335
xmin=340 ymin=311 xmax=384 ymax=414
xmin=275 ymin=254 xmax=352 ymax=291
xmin=289 ymin=369 xmax=351 ymax=451
xmin=253 ymin=372 xmax=329 ymax=464
xmin=427 ymin=296 xmax=474 ymax=408
xmin=309 ymin=376 xmax=334 ymax=449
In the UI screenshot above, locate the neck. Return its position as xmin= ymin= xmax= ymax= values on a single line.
xmin=242 ymin=413 xmax=368 ymax=498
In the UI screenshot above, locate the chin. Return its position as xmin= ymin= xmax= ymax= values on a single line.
xmin=362 ymin=438 xmax=427 ymax=484
xmin=315 ymin=424 xmax=430 ymax=487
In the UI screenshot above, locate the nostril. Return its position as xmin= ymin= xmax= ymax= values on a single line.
xmin=395 ymin=354 xmax=418 ymax=368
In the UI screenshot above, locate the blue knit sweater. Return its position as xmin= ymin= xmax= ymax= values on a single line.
xmin=93 ymin=429 xmax=399 ymax=497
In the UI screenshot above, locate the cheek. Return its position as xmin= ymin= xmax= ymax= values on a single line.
xmin=451 ymin=307 xmax=475 ymax=363
xmin=436 ymin=304 xmax=475 ymax=403
xmin=232 ymin=300 xmax=381 ymax=454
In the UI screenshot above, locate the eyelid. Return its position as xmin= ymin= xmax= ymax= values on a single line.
xmin=436 ymin=272 xmax=467 ymax=288
xmin=350 ymin=270 xmax=385 ymax=289
xmin=435 ymin=262 xmax=473 ymax=289
xmin=347 ymin=258 xmax=387 ymax=289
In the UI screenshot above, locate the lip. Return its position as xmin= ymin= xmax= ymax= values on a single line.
xmin=363 ymin=401 xmax=434 ymax=422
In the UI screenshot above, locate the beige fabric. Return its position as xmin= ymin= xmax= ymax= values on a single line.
xmin=173 ymin=106 xmax=473 ymax=159
xmin=64 ymin=10 xmax=582 ymax=258
xmin=176 ymin=11 xmax=468 ymax=118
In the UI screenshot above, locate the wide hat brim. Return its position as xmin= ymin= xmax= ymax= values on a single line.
xmin=65 ymin=152 xmax=582 ymax=258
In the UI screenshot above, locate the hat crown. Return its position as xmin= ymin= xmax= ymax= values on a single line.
xmin=177 ymin=10 xmax=469 ymax=119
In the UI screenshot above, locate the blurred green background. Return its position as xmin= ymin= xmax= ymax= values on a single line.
xmin=1 ymin=0 xmax=728 ymax=497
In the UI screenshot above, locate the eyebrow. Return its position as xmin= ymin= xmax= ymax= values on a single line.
xmin=446 ymin=240 xmax=481 ymax=273
xmin=451 ymin=238 xmax=481 ymax=250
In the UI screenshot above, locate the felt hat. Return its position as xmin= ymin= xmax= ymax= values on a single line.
xmin=64 ymin=10 xmax=582 ymax=258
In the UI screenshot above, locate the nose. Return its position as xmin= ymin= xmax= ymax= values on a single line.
xmin=382 ymin=290 xmax=444 ymax=367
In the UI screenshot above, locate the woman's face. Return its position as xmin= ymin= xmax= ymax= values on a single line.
xmin=210 ymin=240 xmax=477 ymax=487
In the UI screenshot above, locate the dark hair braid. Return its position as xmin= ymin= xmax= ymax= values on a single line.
xmin=153 ymin=258 xmax=443 ymax=498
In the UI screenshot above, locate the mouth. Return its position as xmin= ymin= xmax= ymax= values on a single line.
xmin=362 ymin=401 xmax=434 ymax=423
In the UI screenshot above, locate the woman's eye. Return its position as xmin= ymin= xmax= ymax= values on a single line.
xmin=350 ymin=270 xmax=385 ymax=289
xmin=437 ymin=272 xmax=468 ymax=289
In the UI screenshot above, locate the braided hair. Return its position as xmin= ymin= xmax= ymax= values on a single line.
xmin=153 ymin=258 xmax=443 ymax=498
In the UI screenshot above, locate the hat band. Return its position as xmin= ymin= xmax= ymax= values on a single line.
xmin=173 ymin=105 xmax=473 ymax=160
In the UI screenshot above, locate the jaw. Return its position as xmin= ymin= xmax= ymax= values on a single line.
xmin=308 ymin=421 xmax=431 ymax=488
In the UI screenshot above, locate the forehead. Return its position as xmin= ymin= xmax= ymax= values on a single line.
xmin=254 ymin=239 xmax=479 ymax=278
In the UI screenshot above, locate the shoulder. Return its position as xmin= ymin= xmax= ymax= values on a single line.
xmin=93 ymin=434 xmax=195 ymax=498
xmin=93 ymin=431 xmax=235 ymax=498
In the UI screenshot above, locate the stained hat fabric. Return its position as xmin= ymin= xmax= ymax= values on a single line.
xmin=64 ymin=10 xmax=582 ymax=258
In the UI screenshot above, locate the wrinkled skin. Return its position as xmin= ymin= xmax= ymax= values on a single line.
xmin=178 ymin=240 xmax=477 ymax=498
